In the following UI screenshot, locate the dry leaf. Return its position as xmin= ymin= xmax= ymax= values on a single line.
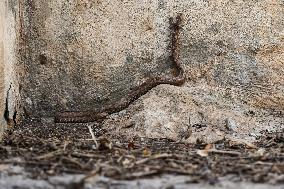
xmin=122 ymin=158 xmax=131 ymax=166
xmin=143 ymin=148 xmax=152 ymax=157
xmin=128 ymin=142 xmax=135 ymax=150
xmin=197 ymin=150 xmax=209 ymax=157
xmin=197 ymin=144 xmax=214 ymax=157
xmin=255 ymin=148 xmax=265 ymax=156
xmin=122 ymin=158 xmax=134 ymax=168
xmin=205 ymin=144 xmax=214 ymax=150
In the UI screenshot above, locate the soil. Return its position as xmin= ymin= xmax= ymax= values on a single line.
xmin=0 ymin=119 xmax=284 ymax=188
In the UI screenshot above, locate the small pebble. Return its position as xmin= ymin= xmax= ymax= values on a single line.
xmin=250 ymin=133 xmax=257 ymax=137
xmin=225 ymin=118 xmax=238 ymax=132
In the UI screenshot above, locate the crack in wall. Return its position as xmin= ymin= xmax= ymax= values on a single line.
xmin=4 ymin=84 xmax=16 ymax=126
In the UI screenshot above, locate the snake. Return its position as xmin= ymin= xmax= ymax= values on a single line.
xmin=55 ymin=14 xmax=186 ymax=123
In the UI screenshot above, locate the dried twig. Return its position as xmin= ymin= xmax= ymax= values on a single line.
xmin=61 ymin=156 xmax=86 ymax=169
xmin=208 ymin=149 xmax=241 ymax=156
xmin=135 ymin=154 xmax=173 ymax=165
xmin=0 ymin=160 xmax=54 ymax=166
xmin=71 ymin=152 xmax=105 ymax=159
xmin=35 ymin=149 xmax=63 ymax=160
xmin=122 ymin=170 xmax=159 ymax=179
xmin=87 ymin=124 xmax=99 ymax=149
xmin=160 ymin=167 xmax=194 ymax=175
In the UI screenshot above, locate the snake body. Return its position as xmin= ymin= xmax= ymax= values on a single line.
xmin=55 ymin=15 xmax=185 ymax=123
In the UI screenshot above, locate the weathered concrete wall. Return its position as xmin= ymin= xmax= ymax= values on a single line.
xmin=0 ymin=0 xmax=19 ymax=137
xmin=20 ymin=0 xmax=172 ymax=117
xmin=0 ymin=1 xmax=6 ymax=134
xmin=20 ymin=0 xmax=284 ymax=118
xmin=19 ymin=0 xmax=283 ymax=141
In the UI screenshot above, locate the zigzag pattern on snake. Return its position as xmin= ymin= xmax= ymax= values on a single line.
xmin=55 ymin=14 xmax=186 ymax=123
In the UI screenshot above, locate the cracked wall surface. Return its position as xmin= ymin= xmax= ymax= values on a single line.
xmin=0 ymin=0 xmax=19 ymax=137
xmin=19 ymin=0 xmax=284 ymax=117
xmin=20 ymin=0 xmax=174 ymax=117
xmin=0 ymin=1 xmax=5 ymax=134
xmin=13 ymin=0 xmax=284 ymax=140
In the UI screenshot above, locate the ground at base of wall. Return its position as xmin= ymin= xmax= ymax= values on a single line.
xmin=0 ymin=120 xmax=283 ymax=189
xmin=0 ymin=172 xmax=284 ymax=189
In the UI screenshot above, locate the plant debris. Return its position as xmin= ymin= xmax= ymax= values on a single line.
xmin=1 ymin=119 xmax=284 ymax=184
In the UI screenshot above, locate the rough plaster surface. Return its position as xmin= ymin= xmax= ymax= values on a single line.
xmin=20 ymin=0 xmax=172 ymax=117
xmin=17 ymin=0 xmax=284 ymax=140
xmin=0 ymin=0 xmax=6 ymax=135
xmin=0 ymin=0 xmax=18 ymax=137
xmin=103 ymin=83 xmax=283 ymax=143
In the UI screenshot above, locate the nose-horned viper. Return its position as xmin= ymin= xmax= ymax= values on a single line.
xmin=55 ymin=14 xmax=186 ymax=123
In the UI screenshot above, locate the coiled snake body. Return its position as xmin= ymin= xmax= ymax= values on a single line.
xmin=55 ymin=14 xmax=186 ymax=123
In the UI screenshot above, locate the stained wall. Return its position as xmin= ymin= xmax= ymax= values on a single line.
xmin=0 ymin=0 xmax=18 ymax=137
xmin=16 ymin=0 xmax=284 ymax=130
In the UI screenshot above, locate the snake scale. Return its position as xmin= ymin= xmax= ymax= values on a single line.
xmin=55 ymin=14 xmax=186 ymax=123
